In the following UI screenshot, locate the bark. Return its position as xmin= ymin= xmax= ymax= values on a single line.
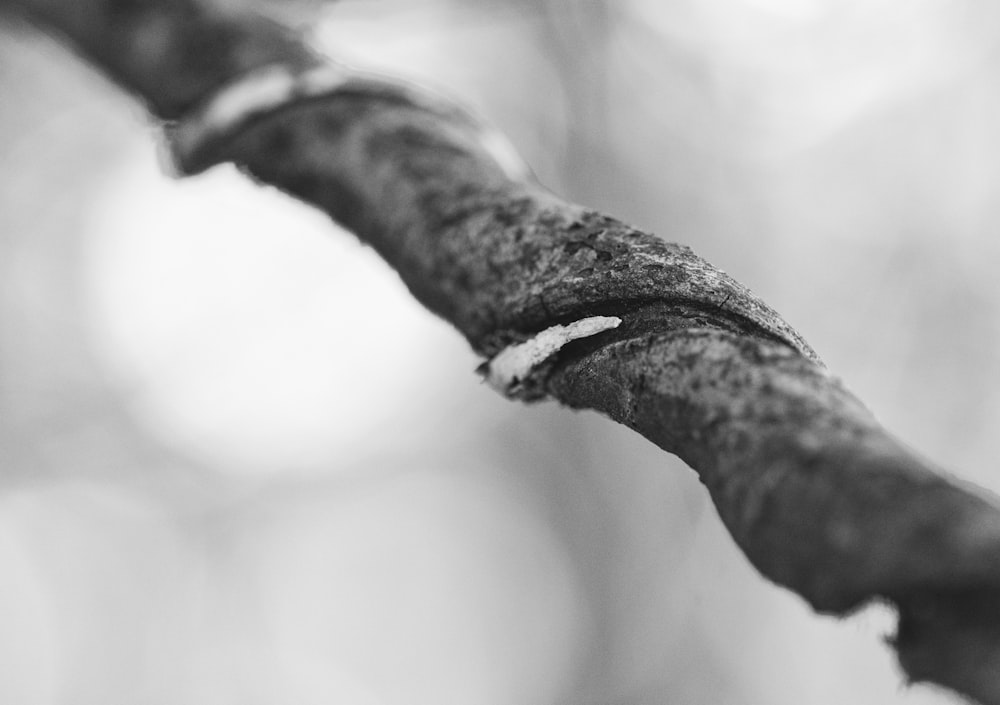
xmin=6 ymin=1 xmax=1000 ymax=702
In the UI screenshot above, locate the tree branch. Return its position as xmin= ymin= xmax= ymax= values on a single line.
xmin=8 ymin=1 xmax=1000 ymax=702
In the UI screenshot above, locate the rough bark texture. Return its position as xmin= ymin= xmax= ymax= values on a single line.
xmin=7 ymin=1 xmax=1000 ymax=702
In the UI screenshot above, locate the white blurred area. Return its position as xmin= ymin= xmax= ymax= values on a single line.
xmin=1 ymin=0 xmax=999 ymax=703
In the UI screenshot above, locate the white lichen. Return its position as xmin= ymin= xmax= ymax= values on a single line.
xmin=483 ymin=316 xmax=622 ymax=397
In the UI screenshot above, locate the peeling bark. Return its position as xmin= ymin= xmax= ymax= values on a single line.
xmin=6 ymin=1 xmax=1000 ymax=702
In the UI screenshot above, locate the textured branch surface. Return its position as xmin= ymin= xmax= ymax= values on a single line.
xmin=9 ymin=2 xmax=1000 ymax=702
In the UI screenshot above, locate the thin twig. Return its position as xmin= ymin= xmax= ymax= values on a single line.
xmin=7 ymin=1 xmax=1000 ymax=702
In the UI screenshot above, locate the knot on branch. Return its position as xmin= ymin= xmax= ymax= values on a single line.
xmin=168 ymin=60 xmax=531 ymax=182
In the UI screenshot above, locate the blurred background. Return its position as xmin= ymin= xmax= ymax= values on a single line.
xmin=1 ymin=0 xmax=999 ymax=703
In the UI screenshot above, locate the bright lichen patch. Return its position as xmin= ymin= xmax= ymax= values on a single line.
xmin=480 ymin=315 xmax=622 ymax=399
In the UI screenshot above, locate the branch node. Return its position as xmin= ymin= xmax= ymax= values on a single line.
xmin=167 ymin=61 xmax=349 ymax=174
xmin=167 ymin=60 xmax=532 ymax=181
